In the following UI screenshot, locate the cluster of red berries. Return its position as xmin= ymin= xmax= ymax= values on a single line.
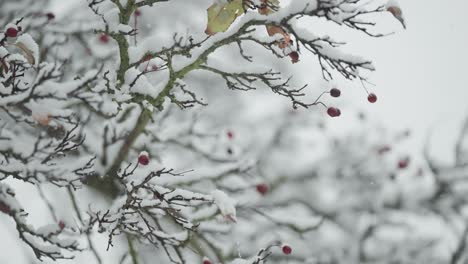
xmin=327 ymin=88 xmax=341 ymax=117
xmin=325 ymin=88 xmax=378 ymax=118
xmin=330 ymin=87 xmax=378 ymax=103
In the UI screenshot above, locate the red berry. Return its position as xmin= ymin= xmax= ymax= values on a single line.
xmin=256 ymin=183 xmax=269 ymax=195
xmin=289 ymin=51 xmax=299 ymax=63
xmin=367 ymin=93 xmax=377 ymax=103
xmin=398 ymin=157 xmax=409 ymax=169
xmin=0 ymin=201 xmax=10 ymax=214
xmin=99 ymin=33 xmax=109 ymax=43
xmin=5 ymin=27 xmax=18 ymax=38
xmin=282 ymin=245 xmax=292 ymax=255
xmin=327 ymin=107 xmax=340 ymax=117
xmin=227 ymin=131 xmax=234 ymax=140
xmin=202 ymin=260 xmax=212 ymax=264
xmin=138 ymin=154 xmax=149 ymax=165
xmin=58 ymin=220 xmax=65 ymax=230
xmin=135 ymin=9 xmax=142 ymax=16
xmin=330 ymin=88 xmax=341 ymax=97
xmin=46 ymin=12 xmax=55 ymax=20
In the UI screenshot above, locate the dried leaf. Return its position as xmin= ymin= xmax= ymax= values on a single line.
xmin=387 ymin=6 xmax=402 ymax=17
xmin=205 ymin=0 xmax=245 ymax=35
xmin=259 ymin=0 xmax=291 ymax=49
xmin=33 ymin=113 xmax=51 ymax=126
xmin=266 ymin=25 xmax=290 ymax=49
xmin=258 ymin=0 xmax=279 ymax=15
xmin=13 ymin=42 xmax=35 ymax=65
xmin=387 ymin=3 xmax=406 ymax=29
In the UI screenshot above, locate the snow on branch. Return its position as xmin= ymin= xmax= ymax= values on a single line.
xmin=0 ymin=183 xmax=80 ymax=260
xmin=0 ymin=0 xmax=420 ymax=263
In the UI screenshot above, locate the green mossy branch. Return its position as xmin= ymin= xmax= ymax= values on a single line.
xmin=92 ymin=9 xmax=262 ymax=199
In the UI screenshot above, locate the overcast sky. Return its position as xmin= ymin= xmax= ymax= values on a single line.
xmin=352 ymin=0 xmax=468 ymax=163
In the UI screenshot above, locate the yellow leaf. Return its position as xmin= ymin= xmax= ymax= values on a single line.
xmin=205 ymin=0 xmax=245 ymax=35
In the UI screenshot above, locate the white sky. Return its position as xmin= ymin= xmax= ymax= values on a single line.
xmin=354 ymin=0 xmax=468 ymax=162
xmin=290 ymin=0 xmax=468 ymax=164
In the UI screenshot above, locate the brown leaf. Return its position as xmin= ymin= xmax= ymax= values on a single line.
xmin=258 ymin=0 xmax=279 ymax=15
xmin=33 ymin=113 xmax=51 ymax=126
xmin=258 ymin=0 xmax=291 ymax=49
xmin=387 ymin=5 xmax=406 ymax=29
xmin=265 ymin=25 xmax=290 ymax=49
xmin=387 ymin=6 xmax=402 ymax=17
